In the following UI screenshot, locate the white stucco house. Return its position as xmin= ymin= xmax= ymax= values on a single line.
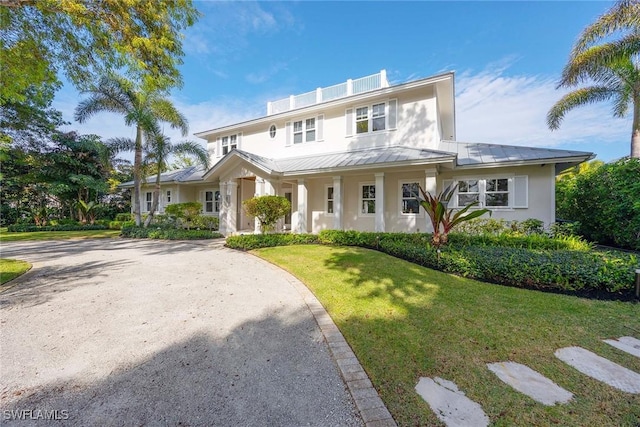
xmin=128 ymin=70 xmax=593 ymax=235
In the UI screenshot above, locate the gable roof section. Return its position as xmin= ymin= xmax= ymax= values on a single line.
xmin=203 ymin=146 xmax=456 ymax=180
xmin=438 ymin=140 xmax=594 ymax=172
xmin=120 ymin=166 xmax=205 ymax=188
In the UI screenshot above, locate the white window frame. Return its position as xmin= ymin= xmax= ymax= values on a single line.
xmin=215 ymin=191 xmax=221 ymax=213
xmin=355 ymin=101 xmax=388 ymax=134
xmin=221 ymin=136 xmax=229 ymax=155
xmin=230 ymin=134 xmax=237 ymax=151
xmin=204 ymin=190 xmax=215 ymax=213
xmin=485 ymin=178 xmax=510 ymax=208
xmin=293 ymin=118 xmax=316 ymax=144
xmin=399 ymin=181 xmax=422 ymax=216
xmin=269 ymin=124 xmax=277 ymax=139
xmin=325 ymin=185 xmax=334 ymax=215
xmin=456 ymin=179 xmax=480 ymax=208
xmin=359 ymin=182 xmax=376 ymax=216
xmin=145 ymin=191 xmax=153 ymax=212
xmin=166 ymin=190 xmax=171 ymax=204
xmin=449 ymin=176 xmax=522 ymax=210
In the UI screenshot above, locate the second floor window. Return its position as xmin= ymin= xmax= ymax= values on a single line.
xmin=356 ymin=102 xmax=386 ymax=134
xmin=293 ymin=118 xmax=316 ymax=143
xmin=220 ymin=134 xmax=240 ymax=155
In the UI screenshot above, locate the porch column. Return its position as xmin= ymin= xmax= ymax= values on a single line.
xmin=375 ymin=172 xmax=385 ymax=232
xmin=333 ymin=176 xmax=343 ymax=230
xmin=294 ymin=179 xmax=308 ymax=234
xmin=425 ymin=169 xmax=438 ymax=233
xmin=226 ymin=180 xmax=238 ymax=235
xmin=254 ymin=178 xmax=264 ymax=234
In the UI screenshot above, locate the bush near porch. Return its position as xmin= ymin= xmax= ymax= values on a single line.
xmin=225 ymin=230 xmax=638 ymax=297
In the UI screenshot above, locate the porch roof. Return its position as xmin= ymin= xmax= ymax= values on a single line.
xmin=119 ymin=166 xmax=205 ymax=188
xmin=205 ymin=146 xmax=456 ymax=179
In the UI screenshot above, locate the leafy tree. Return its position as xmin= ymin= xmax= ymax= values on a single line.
xmin=418 ymin=184 xmax=490 ymax=248
xmin=75 ymin=74 xmax=189 ymax=226
xmin=165 ymin=202 xmax=202 ymax=229
xmin=556 ymin=157 xmax=640 ymax=250
xmin=555 ymin=159 xmax=604 ymax=217
xmin=243 ymin=195 xmax=291 ymax=233
xmin=547 ymin=0 xmax=640 ymax=158
xmin=1 ymin=0 xmax=200 ymax=104
xmin=170 ymin=152 xmax=199 ymax=170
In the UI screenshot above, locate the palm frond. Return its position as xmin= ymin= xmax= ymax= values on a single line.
xmin=574 ymin=0 xmax=640 ymax=53
xmin=172 ymin=140 xmax=210 ymax=169
xmin=547 ymin=86 xmax=616 ymax=129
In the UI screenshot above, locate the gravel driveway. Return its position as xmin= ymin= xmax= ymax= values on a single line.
xmin=0 ymin=238 xmax=363 ymax=426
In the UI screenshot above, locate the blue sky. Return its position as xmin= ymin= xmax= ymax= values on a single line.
xmin=54 ymin=1 xmax=631 ymax=162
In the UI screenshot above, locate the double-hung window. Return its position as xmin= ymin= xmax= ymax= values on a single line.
xmin=222 ymin=137 xmax=229 ymax=155
xmin=214 ymin=191 xmax=221 ymax=213
xmin=230 ymin=135 xmax=237 ymax=151
xmin=361 ymin=184 xmax=376 ymax=214
xmin=204 ymin=191 xmax=214 ymax=213
xmin=293 ymin=118 xmax=316 ymax=143
xmin=145 ymin=192 xmax=153 ymax=211
xmin=166 ymin=190 xmax=171 ymax=203
xmin=326 ymin=186 xmax=334 ymax=214
xmin=401 ymin=182 xmax=420 ymax=214
xmin=356 ymin=102 xmax=386 ymax=134
xmin=485 ymin=178 xmax=509 ymax=207
xmin=220 ymin=134 xmax=239 ymax=155
xmin=457 ymin=180 xmax=480 ymax=207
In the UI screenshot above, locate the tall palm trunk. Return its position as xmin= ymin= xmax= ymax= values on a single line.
xmin=133 ymin=125 xmax=143 ymax=226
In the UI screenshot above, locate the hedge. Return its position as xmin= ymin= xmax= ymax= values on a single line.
xmin=225 ymin=230 xmax=638 ymax=296
xmin=6 ymin=224 xmax=108 ymax=232
xmin=120 ymin=226 xmax=223 ymax=240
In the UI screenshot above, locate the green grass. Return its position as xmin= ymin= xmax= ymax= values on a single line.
xmin=0 ymin=259 xmax=32 ymax=285
xmin=255 ymin=245 xmax=640 ymax=427
xmin=0 ymin=227 xmax=120 ymax=242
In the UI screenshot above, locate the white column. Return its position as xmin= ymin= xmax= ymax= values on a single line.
xmin=375 ymin=173 xmax=385 ymax=232
xmin=333 ymin=176 xmax=343 ymax=230
xmin=294 ymin=179 xmax=308 ymax=234
xmin=425 ymin=169 xmax=438 ymax=232
xmin=219 ymin=182 xmax=228 ymax=235
xmin=254 ymin=178 xmax=264 ymax=234
xmin=226 ymin=181 xmax=238 ymax=235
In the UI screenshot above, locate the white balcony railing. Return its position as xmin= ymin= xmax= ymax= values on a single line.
xmin=267 ymin=70 xmax=388 ymax=115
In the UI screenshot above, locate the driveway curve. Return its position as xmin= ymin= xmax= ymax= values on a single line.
xmin=0 ymin=238 xmax=363 ymax=426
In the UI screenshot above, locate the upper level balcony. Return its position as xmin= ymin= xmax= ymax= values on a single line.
xmin=267 ymin=70 xmax=389 ymax=115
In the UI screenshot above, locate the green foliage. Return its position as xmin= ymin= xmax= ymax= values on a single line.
xmin=120 ymin=226 xmax=222 ymax=240
xmin=192 ymin=215 xmax=219 ymax=231
xmin=242 ymin=195 xmax=291 ymax=233
xmin=418 ymin=183 xmax=490 ymax=247
xmin=225 ymin=234 xmax=320 ymax=251
xmin=164 ymin=202 xmax=202 ymax=229
xmin=1 ymin=0 xmax=200 ymax=104
xmin=115 ymin=213 xmax=133 ymax=222
xmin=7 ymin=224 xmax=107 ymax=232
xmin=556 ymin=157 xmax=640 ymax=250
xmin=228 ymin=230 xmax=637 ymax=296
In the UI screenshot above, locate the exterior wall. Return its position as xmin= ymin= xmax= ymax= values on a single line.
xmin=205 ymin=85 xmax=441 ymax=166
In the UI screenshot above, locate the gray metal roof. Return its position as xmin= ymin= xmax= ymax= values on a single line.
xmin=226 ymin=146 xmax=455 ymax=176
xmin=120 ymin=166 xmax=206 ymax=187
xmin=438 ymin=140 xmax=593 ymax=167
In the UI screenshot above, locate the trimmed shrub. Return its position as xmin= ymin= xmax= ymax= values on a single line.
xmin=225 ymin=233 xmax=320 ymax=250
xmin=120 ymin=226 xmax=223 ymax=240
xmin=7 ymin=224 xmax=108 ymax=232
xmin=115 ymin=213 xmax=133 ymax=222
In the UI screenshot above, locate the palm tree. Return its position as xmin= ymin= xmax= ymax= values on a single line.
xmin=74 ymin=74 xmax=189 ymax=225
xmin=547 ymin=0 xmax=640 ymax=158
xmin=142 ymin=132 xmax=209 ymax=227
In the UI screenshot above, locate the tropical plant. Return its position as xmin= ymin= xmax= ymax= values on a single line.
xmin=243 ymin=195 xmax=291 ymax=233
xmin=165 ymin=202 xmax=203 ymax=229
xmin=75 ymin=74 xmax=189 ymax=226
xmin=77 ymin=200 xmax=99 ymax=225
xmin=418 ymin=184 xmax=490 ymax=248
xmin=547 ymin=0 xmax=640 ymax=158
xmin=142 ymin=133 xmax=209 ymax=227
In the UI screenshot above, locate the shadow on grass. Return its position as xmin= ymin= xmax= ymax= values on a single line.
xmin=0 ymin=310 xmax=361 ymax=427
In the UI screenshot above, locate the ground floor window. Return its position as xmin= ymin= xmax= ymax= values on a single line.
xmin=401 ymin=182 xmax=420 ymax=214
xmin=166 ymin=190 xmax=171 ymax=203
xmin=145 ymin=192 xmax=152 ymax=211
xmin=452 ymin=177 xmax=520 ymax=208
xmin=215 ymin=191 xmax=221 ymax=213
xmin=326 ymin=186 xmax=334 ymax=214
xmin=204 ymin=191 xmax=214 ymax=213
xmin=361 ymin=184 xmax=376 ymax=214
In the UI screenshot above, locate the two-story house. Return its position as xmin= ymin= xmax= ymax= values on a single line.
xmin=131 ymin=70 xmax=593 ymax=235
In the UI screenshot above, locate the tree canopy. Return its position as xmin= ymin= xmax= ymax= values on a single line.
xmin=0 ymin=0 xmax=200 ymax=104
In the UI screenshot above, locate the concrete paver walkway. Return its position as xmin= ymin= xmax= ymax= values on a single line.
xmin=0 ymin=239 xmax=366 ymax=426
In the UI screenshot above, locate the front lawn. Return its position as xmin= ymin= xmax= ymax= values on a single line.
xmin=256 ymin=245 xmax=640 ymax=426
xmin=0 ymin=259 xmax=32 ymax=285
xmin=0 ymin=227 xmax=120 ymax=242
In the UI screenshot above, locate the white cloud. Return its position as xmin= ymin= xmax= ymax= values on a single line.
xmin=455 ymin=63 xmax=631 ymax=153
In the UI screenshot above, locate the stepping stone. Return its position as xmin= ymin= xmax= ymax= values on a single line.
xmin=604 ymin=336 xmax=640 ymax=359
xmin=487 ymin=361 xmax=573 ymax=405
xmin=555 ymin=346 xmax=640 ymax=394
xmin=415 ymin=377 xmax=489 ymax=427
